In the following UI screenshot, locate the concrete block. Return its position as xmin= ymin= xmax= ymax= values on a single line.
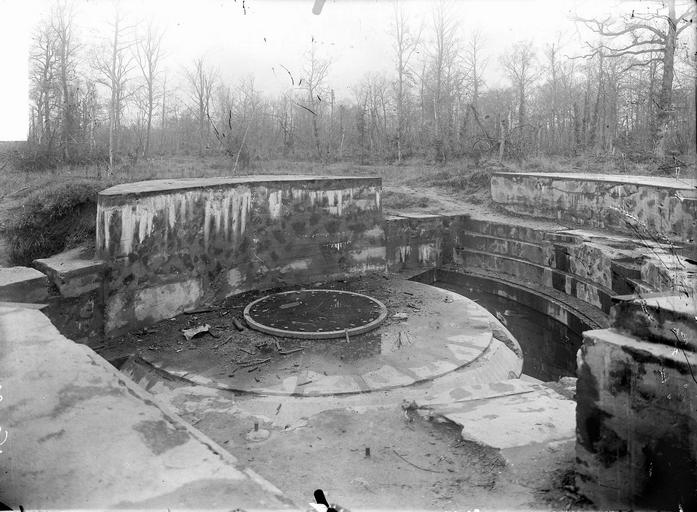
xmin=576 ymin=328 xmax=697 ymax=510
xmin=34 ymin=247 xmax=105 ymax=298
xmin=0 ymin=266 xmax=49 ymax=302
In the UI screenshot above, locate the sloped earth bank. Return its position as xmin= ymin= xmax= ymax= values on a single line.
xmin=103 ymin=273 xmax=591 ymax=510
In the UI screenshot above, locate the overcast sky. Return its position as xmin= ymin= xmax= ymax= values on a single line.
xmin=0 ymin=0 xmax=690 ymax=141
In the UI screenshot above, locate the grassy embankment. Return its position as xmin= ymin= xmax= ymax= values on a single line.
xmin=0 ymin=153 xmax=659 ymax=266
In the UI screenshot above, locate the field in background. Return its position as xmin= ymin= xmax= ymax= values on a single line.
xmin=0 ymin=154 xmax=684 ymax=266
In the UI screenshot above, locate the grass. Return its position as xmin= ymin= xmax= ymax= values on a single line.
xmin=0 ymin=151 xmax=674 ymax=266
xmin=3 ymin=181 xmax=104 ymax=265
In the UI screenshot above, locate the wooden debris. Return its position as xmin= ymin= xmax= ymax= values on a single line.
xmin=182 ymin=324 xmax=211 ymax=340
xmin=232 ymin=318 xmax=246 ymax=331
xmin=279 ymin=347 xmax=304 ymax=355
xmin=213 ymin=335 xmax=234 ymax=350
xmin=392 ymin=449 xmax=443 ymax=473
xmin=240 ymin=358 xmax=271 ymax=368
xmin=275 ymin=403 xmax=282 ymax=415
xmin=345 ymin=329 xmax=350 ymax=343
xmin=239 ymin=347 xmax=255 ymax=355
xmin=184 ymin=307 xmax=221 ymax=315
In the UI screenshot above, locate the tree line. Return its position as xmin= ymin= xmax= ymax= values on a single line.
xmin=22 ymin=0 xmax=696 ymax=174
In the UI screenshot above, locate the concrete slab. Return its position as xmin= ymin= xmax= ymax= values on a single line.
xmin=0 ymin=266 xmax=49 ymax=302
xmin=140 ymin=279 xmax=502 ymax=396
xmin=0 ymin=306 xmax=293 ymax=510
xmin=431 ymin=383 xmax=575 ymax=450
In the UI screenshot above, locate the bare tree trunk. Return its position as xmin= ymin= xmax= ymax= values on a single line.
xmin=498 ymin=117 xmax=506 ymax=161
xmin=653 ymin=0 xmax=677 ymax=160
xmin=161 ymin=74 xmax=166 ymax=153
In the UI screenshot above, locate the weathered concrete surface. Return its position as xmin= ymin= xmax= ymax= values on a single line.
xmin=576 ymin=326 xmax=697 ymax=510
xmin=431 ymin=269 xmax=609 ymax=336
xmin=34 ymin=247 xmax=105 ymax=298
xmin=0 ymin=266 xmax=49 ymax=302
xmin=430 ymin=381 xmax=575 ymax=450
xmin=34 ymin=247 xmax=106 ymax=344
xmin=384 ymin=213 xmax=468 ymax=272
xmin=611 ymin=292 xmax=697 ymax=351
xmin=96 ymin=175 xmax=384 ymax=335
xmin=491 ymin=171 xmax=697 ymax=243
xmin=138 ymin=280 xmax=512 ymax=396
xmin=0 ymin=305 xmax=293 ymax=510
xmin=449 ymin=215 xmax=696 ymax=315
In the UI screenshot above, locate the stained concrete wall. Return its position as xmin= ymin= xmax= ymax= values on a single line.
xmin=384 ymin=212 xmax=468 ymax=272
xmin=491 ymin=172 xmax=697 ymax=243
xmin=446 ymin=215 xmax=696 ymax=315
xmin=576 ymin=293 xmax=697 ymax=510
xmin=96 ymin=176 xmax=384 ymax=335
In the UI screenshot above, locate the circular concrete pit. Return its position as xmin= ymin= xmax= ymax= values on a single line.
xmin=139 ymin=278 xmax=513 ymax=396
xmin=244 ymin=289 xmax=388 ymax=339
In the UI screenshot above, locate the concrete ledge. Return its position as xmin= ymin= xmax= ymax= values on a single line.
xmin=34 ymin=247 xmax=105 ymax=298
xmin=611 ymin=293 xmax=697 ymax=352
xmin=0 ymin=266 xmax=49 ymax=302
xmin=0 ymin=306 xmax=293 ymax=509
xmin=453 ymin=247 xmax=615 ymax=313
xmin=32 ymin=247 xmax=106 ymax=344
xmin=428 ymin=268 xmax=609 ymax=335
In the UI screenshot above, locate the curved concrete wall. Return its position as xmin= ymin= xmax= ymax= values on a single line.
xmin=97 ymin=176 xmax=384 ymax=335
xmin=491 ymin=172 xmax=697 ymax=243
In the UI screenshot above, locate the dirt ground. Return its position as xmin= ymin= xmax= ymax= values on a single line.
xmin=183 ymin=403 xmax=584 ymax=510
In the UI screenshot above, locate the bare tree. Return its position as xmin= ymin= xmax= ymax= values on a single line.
xmin=301 ymin=41 xmax=330 ymax=160
xmin=29 ymin=18 xmax=58 ymax=153
xmin=93 ymin=3 xmax=136 ymax=170
xmin=463 ymin=30 xmax=487 ymax=153
xmin=184 ymin=58 xmax=216 ymax=156
xmin=500 ymin=40 xmax=537 ymax=130
xmin=391 ymin=1 xmax=421 ymax=162
xmin=576 ymin=0 xmax=695 ymax=159
xmin=134 ymin=21 xmax=164 ymax=159
xmin=52 ymin=1 xmax=79 ymax=162
xmin=424 ymin=0 xmax=461 ymax=162
xmin=464 ymin=30 xmax=487 ymax=107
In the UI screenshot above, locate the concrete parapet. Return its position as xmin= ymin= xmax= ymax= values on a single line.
xmin=96 ymin=175 xmax=385 ymax=335
xmin=576 ymin=294 xmax=697 ymax=509
xmin=491 ymin=171 xmax=697 ymax=244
